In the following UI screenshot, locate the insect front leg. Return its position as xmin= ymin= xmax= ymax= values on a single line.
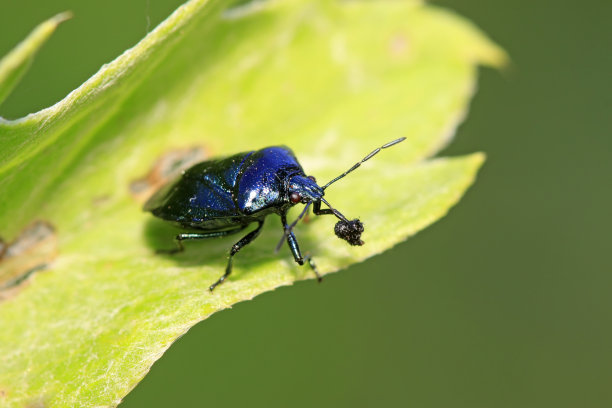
xmin=304 ymin=254 xmax=321 ymax=283
xmin=157 ymin=227 xmax=247 ymax=255
xmin=210 ymin=220 xmax=265 ymax=292
xmin=312 ymin=200 xmax=334 ymax=216
xmin=280 ymin=214 xmax=322 ymax=282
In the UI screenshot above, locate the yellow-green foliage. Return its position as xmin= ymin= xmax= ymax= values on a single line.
xmin=0 ymin=0 xmax=504 ymax=406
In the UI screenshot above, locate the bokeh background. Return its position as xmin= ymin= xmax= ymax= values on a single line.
xmin=1 ymin=0 xmax=610 ymax=407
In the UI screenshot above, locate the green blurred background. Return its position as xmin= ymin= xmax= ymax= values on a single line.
xmin=1 ymin=0 xmax=610 ymax=407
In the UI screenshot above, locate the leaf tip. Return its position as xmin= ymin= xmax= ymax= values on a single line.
xmin=0 ymin=11 xmax=72 ymax=108
xmin=465 ymin=152 xmax=487 ymax=179
xmin=50 ymin=11 xmax=74 ymax=26
xmin=471 ymin=151 xmax=486 ymax=166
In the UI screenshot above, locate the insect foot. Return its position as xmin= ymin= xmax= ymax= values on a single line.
xmin=334 ymin=219 xmax=364 ymax=246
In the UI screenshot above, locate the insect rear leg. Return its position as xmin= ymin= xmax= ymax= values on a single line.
xmin=157 ymin=227 xmax=247 ymax=255
xmin=210 ymin=220 xmax=265 ymax=292
xmin=280 ymin=214 xmax=322 ymax=282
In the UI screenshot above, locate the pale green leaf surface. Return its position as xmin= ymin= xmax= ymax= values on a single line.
xmin=0 ymin=0 xmax=504 ymax=406
xmin=0 ymin=12 xmax=71 ymax=106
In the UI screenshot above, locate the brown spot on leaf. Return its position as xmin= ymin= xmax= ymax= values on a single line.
xmin=0 ymin=220 xmax=57 ymax=300
xmin=130 ymin=146 xmax=207 ymax=203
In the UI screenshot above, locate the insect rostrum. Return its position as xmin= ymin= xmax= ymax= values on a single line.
xmin=144 ymin=137 xmax=405 ymax=291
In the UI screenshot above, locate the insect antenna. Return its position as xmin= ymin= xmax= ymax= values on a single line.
xmin=321 ymin=137 xmax=406 ymax=191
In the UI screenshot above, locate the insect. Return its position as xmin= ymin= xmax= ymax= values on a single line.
xmin=144 ymin=137 xmax=405 ymax=291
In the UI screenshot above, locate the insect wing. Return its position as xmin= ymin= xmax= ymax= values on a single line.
xmin=144 ymin=156 xmax=249 ymax=224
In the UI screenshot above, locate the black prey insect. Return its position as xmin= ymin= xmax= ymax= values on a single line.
xmin=144 ymin=137 xmax=405 ymax=291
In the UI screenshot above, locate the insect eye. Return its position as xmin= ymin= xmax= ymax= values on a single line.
xmin=290 ymin=192 xmax=301 ymax=203
xmin=308 ymin=175 xmax=316 ymax=182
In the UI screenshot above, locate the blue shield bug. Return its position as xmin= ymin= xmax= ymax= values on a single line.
xmin=144 ymin=137 xmax=405 ymax=291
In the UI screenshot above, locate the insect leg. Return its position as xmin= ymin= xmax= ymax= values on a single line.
xmin=304 ymin=254 xmax=322 ymax=283
xmin=210 ymin=220 xmax=265 ymax=292
xmin=302 ymin=204 xmax=312 ymax=223
xmin=156 ymin=227 xmax=247 ymax=255
xmin=280 ymin=214 xmax=322 ymax=282
xmin=312 ymin=200 xmax=334 ymax=216
xmin=281 ymin=213 xmax=303 ymax=263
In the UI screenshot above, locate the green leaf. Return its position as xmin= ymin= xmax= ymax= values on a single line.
xmin=0 ymin=0 xmax=505 ymax=406
xmin=0 ymin=12 xmax=71 ymax=107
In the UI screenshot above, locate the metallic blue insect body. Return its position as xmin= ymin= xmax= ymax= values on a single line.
xmin=144 ymin=138 xmax=405 ymax=291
